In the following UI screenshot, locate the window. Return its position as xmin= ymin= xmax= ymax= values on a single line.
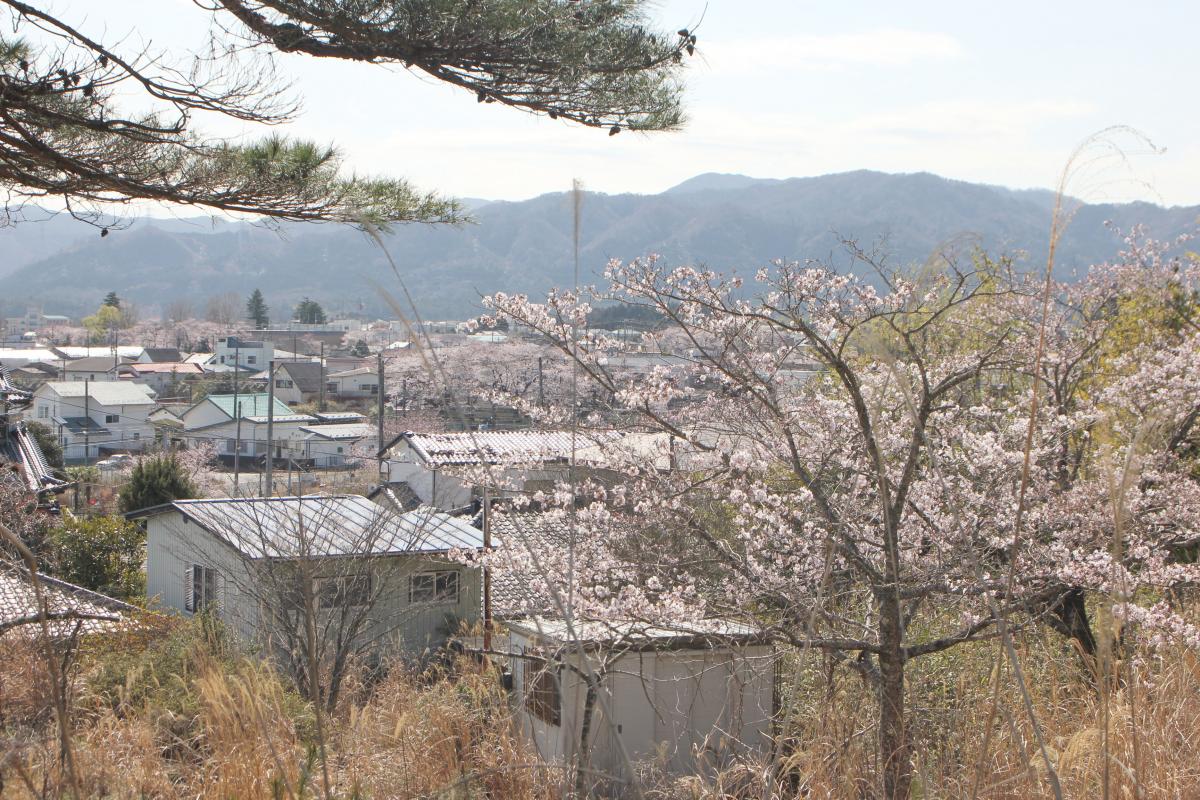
xmin=225 ymin=438 xmax=236 ymax=452
xmin=318 ymin=574 xmax=372 ymax=608
xmin=219 ymin=355 xmax=226 ymax=364
xmin=247 ymin=355 xmax=257 ymax=365
xmin=363 ymin=384 xmax=378 ymax=393
xmin=326 ymin=382 xmax=337 ymax=393
xmin=184 ymin=564 xmax=220 ymax=612
xmin=105 ymin=414 xmax=119 ymax=423
xmin=132 ymin=432 xmax=141 ymax=440
xmin=275 ymin=379 xmax=294 ymax=389
xmin=523 ymin=646 xmax=562 ymax=726
xmin=410 ymin=570 xmax=459 ymax=604
xmin=37 ymin=405 xmax=48 ymax=419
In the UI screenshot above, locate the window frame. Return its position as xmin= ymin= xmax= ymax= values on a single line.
xmin=409 ymin=570 xmax=460 ymax=604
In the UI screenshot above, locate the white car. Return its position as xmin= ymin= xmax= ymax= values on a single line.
xmin=96 ymin=454 xmax=135 ymax=470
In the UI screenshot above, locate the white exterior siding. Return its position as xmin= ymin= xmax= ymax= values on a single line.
xmin=508 ymin=626 xmax=775 ymax=786
xmin=144 ymin=509 xmax=481 ymax=655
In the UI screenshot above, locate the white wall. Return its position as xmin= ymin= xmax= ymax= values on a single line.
xmin=509 ymin=628 xmax=776 ymax=787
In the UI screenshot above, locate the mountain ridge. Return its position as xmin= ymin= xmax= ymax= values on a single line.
xmin=2 ymin=170 xmax=1197 ymax=320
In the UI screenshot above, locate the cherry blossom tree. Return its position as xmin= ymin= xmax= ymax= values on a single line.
xmin=476 ymin=238 xmax=1200 ymax=797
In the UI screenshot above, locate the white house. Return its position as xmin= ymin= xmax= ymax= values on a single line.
xmin=61 ymin=355 xmax=128 ymax=382
xmin=134 ymin=495 xmax=484 ymax=654
xmin=179 ymin=392 xmax=309 ymax=463
xmin=117 ymin=362 xmax=205 ymax=397
xmin=270 ymin=361 xmax=326 ymax=405
xmin=326 ymin=366 xmax=380 ymax=398
xmin=505 ymin=617 xmax=776 ymax=791
xmin=299 ymin=422 xmax=376 ymax=467
xmin=29 ymin=381 xmax=157 ymax=462
xmin=380 ymin=430 xmax=606 ymax=511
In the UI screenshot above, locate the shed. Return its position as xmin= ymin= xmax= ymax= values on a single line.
xmin=506 ymin=617 xmax=776 ymax=791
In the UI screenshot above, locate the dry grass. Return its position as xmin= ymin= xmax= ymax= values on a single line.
xmin=3 ymin=615 xmax=1200 ymax=798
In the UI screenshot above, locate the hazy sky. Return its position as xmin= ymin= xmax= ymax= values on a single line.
xmin=39 ymin=1 xmax=1200 ymax=205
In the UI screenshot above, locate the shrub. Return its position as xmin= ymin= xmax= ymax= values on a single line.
xmin=49 ymin=514 xmax=146 ymax=600
xmin=118 ymin=452 xmax=197 ymax=514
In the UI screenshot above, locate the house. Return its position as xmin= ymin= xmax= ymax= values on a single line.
xmin=0 ymin=348 xmax=61 ymax=370
xmin=137 ymin=348 xmax=184 ymax=364
xmin=299 ymin=422 xmax=376 ymax=467
xmin=380 ymin=430 xmax=602 ymax=510
xmin=380 ymin=429 xmax=658 ymax=510
xmin=134 ymin=495 xmax=483 ymax=654
xmin=271 ymin=361 xmax=326 ymax=405
xmin=505 ymin=617 xmax=776 ymax=789
xmin=52 ymin=345 xmax=145 ymax=361
xmin=117 ymin=362 xmax=204 ymax=397
xmin=0 ymin=559 xmax=142 ymax=638
xmin=213 ymin=336 xmax=272 ymax=370
xmin=6 ymin=361 xmax=59 ymax=391
xmin=325 ymin=366 xmax=379 ymax=399
xmin=29 ymin=381 xmax=157 ymax=462
xmin=61 ymin=355 xmax=129 ymax=382
xmin=179 ymin=393 xmax=306 ymax=463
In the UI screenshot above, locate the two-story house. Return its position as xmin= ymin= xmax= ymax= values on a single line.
xmin=61 ymin=355 xmax=130 ymax=382
xmin=29 ymin=381 xmax=157 ymax=462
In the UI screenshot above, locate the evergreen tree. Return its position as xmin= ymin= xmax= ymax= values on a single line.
xmin=0 ymin=3 xmax=688 ymax=226
xmin=247 ymin=289 xmax=270 ymax=329
xmin=118 ymin=453 xmax=198 ymax=515
xmin=294 ymin=297 xmax=327 ymax=324
xmin=102 ymin=291 xmax=121 ymax=308
xmin=351 ymin=339 xmax=370 ymax=357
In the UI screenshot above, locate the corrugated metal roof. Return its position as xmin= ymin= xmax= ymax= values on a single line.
xmin=245 ymin=414 xmax=316 ymax=424
xmin=43 ymin=381 xmax=156 ymax=406
xmin=206 ymin=393 xmax=291 ymax=419
xmin=159 ymin=496 xmax=483 ymax=559
xmin=402 ymin=429 xmax=621 ymax=466
xmin=300 ymin=423 xmax=372 ymax=440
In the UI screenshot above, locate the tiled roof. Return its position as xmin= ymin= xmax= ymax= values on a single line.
xmin=8 ymin=423 xmax=68 ymax=493
xmin=401 ymin=429 xmax=621 ymax=466
xmin=0 ymin=560 xmax=141 ymax=637
xmin=485 ymin=511 xmax=573 ymax=619
xmin=134 ymin=495 xmax=484 ymax=559
xmin=63 ymin=356 xmax=127 ymax=372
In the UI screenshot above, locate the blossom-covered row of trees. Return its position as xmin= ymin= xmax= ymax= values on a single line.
xmin=471 ymin=234 xmax=1200 ymax=797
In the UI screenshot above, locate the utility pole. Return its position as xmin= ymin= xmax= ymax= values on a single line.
xmin=233 ymin=400 xmax=242 ymax=494
xmin=83 ymin=378 xmax=90 ymax=465
xmin=537 ymin=356 xmax=545 ymax=407
xmin=233 ymin=337 xmax=241 ymax=494
xmin=376 ymin=350 xmax=384 ymax=459
xmin=265 ymin=359 xmax=276 ymax=496
xmin=319 ymin=341 xmax=325 ymax=412
xmin=482 ymin=486 xmax=492 ymax=651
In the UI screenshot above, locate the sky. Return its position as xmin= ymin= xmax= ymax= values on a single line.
xmin=30 ymin=1 xmax=1200 ymax=207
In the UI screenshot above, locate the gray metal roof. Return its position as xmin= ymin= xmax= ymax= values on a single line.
xmin=402 ymin=429 xmax=621 ymax=466
xmin=152 ymin=495 xmax=483 ymax=559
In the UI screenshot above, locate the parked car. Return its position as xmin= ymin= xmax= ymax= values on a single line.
xmin=96 ymin=454 xmax=135 ymax=470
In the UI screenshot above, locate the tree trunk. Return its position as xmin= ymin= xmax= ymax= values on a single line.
xmin=576 ymin=674 xmax=600 ymax=797
xmin=878 ymin=596 xmax=911 ymax=799
xmin=1049 ymin=587 xmax=1097 ymax=659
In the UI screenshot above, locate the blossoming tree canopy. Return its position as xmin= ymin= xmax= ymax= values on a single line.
xmin=478 ymin=237 xmax=1200 ymax=796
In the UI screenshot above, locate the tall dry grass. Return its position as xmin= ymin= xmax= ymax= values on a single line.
xmin=4 ymin=613 xmax=1200 ymax=798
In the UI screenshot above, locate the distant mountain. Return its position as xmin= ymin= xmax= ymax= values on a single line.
xmin=1 ymin=170 xmax=1197 ymax=320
